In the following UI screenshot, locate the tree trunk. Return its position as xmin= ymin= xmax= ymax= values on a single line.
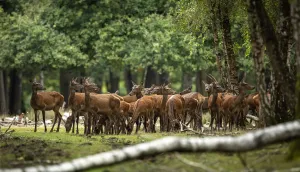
xmin=289 ymin=0 xmax=300 ymax=160
xmin=247 ymin=0 xmax=272 ymax=127
xmin=9 ymin=69 xmax=22 ymax=115
xmin=181 ymin=72 xmax=193 ymax=91
xmin=3 ymin=70 xmax=9 ymax=111
xmin=0 ymin=70 xmax=7 ymax=114
xmin=254 ymin=0 xmax=296 ymax=118
xmin=220 ymin=5 xmax=238 ymax=92
xmin=40 ymin=71 xmax=44 ymax=86
xmin=94 ymin=73 xmax=103 ymax=94
xmin=124 ymin=66 xmax=133 ymax=94
xmin=196 ymin=70 xmax=204 ymax=95
xmin=209 ymin=0 xmax=225 ymax=86
xmin=156 ymin=71 xmax=169 ymax=85
xmin=144 ymin=66 xmax=157 ymax=88
xmin=60 ymin=69 xmax=73 ymax=108
xmin=108 ymin=69 xmax=119 ymax=93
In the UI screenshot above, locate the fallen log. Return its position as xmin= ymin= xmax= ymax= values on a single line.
xmin=1 ymin=120 xmax=300 ymax=172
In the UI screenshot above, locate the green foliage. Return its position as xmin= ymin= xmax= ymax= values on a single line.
xmin=0 ymin=1 xmax=88 ymax=70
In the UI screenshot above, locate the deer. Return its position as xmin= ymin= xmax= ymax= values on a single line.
xmin=149 ymin=84 xmax=191 ymax=132
xmin=206 ymin=75 xmax=225 ymax=132
xmin=30 ymin=81 xmax=64 ymax=132
xmin=147 ymin=84 xmax=177 ymax=132
xmin=123 ymin=81 xmax=155 ymax=134
xmin=221 ymin=75 xmax=255 ymax=131
xmin=65 ymin=78 xmax=85 ymax=134
xmin=181 ymin=90 xmax=206 ymax=131
xmin=83 ymin=80 xmax=121 ymax=135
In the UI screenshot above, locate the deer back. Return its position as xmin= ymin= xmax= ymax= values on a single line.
xmin=31 ymin=91 xmax=64 ymax=110
xmin=123 ymin=95 xmax=138 ymax=103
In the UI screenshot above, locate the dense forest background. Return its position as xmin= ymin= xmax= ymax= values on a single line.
xmin=0 ymin=0 xmax=299 ymax=129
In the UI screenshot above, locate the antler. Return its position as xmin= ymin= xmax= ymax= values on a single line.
xmin=208 ymin=74 xmax=217 ymax=82
xmin=131 ymin=80 xmax=137 ymax=86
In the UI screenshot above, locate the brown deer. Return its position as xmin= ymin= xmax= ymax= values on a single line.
xmin=65 ymin=78 xmax=85 ymax=134
xmin=207 ymin=77 xmax=225 ymax=131
xmin=83 ymin=80 xmax=121 ymax=135
xmin=147 ymin=84 xmax=176 ymax=132
xmin=221 ymin=76 xmax=255 ymax=131
xmin=30 ymin=81 xmax=64 ymax=132
xmin=165 ymin=94 xmax=185 ymax=132
xmin=181 ymin=91 xmax=206 ymax=131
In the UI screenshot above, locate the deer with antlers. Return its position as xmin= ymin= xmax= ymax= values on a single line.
xmin=221 ymin=74 xmax=255 ymax=131
xmin=206 ymin=75 xmax=225 ymax=131
xmin=30 ymin=81 xmax=64 ymax=132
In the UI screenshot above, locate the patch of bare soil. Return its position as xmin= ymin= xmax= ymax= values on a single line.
xmin=0 ymin=136 xmax=70 ymax=168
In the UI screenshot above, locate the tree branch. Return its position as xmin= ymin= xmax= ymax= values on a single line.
xmin=1 ymin=120 xmax=300 ymax=172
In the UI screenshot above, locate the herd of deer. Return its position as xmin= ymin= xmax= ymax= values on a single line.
xmin=30 ymin=74 xmax=261 ymax=135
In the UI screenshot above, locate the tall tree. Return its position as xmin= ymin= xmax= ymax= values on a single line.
xmin=247 ymin=0 xmax=272 ymax=127
xmin=253 ymin=0 xmax=296 ymax=121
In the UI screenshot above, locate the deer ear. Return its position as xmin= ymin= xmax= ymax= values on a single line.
xmin=202 ymin=81 xmax=207 ymax=85
xmin=131 ymin=81 xmax=137 ymax=86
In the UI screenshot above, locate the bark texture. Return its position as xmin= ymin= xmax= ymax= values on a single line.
xmin=0 ymin=70 xmax=7 ymax=114
xmin=254 ymin=0 xmax=296 ymax=119
xmin=220 ymin=4 xmax=238 ymax=92
xmin=247 ymin=0 xmax=272 ymax=127
xmin=9 ymin=70 xmax=22 ymax=115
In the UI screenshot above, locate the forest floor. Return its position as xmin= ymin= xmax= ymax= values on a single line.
xmin=0 ymin=125 xmax=300 ymax=172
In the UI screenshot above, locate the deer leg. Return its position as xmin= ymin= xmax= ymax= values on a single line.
xmin=210 ymin=110 xmax=215 ymax=132
xmin=34 ymin=110 xmax=38 ymax=132
xmin=76 ymin=113 xmax=80 ymax=134
xmin=41 ymin=110 xmax=47 ymax=132
xmin=135 ymin=117 xmax=140 ymax=134
xmin=159 ymin=112 xmax=164 ymax=132
xmin=72 ymin=111 xmax=76 ymax=133
xmin=149 ymin=111 xmax=154 ymax=133
xmin=56 ymin=113 xmax=62 ymax=132
xmin=86 ymin=113 xmax=92 ymax=135
xmin=50 ymin=113 xmax=57 ymax=132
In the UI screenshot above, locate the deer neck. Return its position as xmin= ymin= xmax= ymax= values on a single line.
xmin=233 ymin=91 xmax=246 ymax=106
xmin=69 ymin=88 xmax=76 ymax=105
xmin=136 ymin=92 xmax=143 ymax=99
xmin=211 ymin=89 xmax=218 ymax=106
xmin=84 ymin=90 xmax=91 ymax=109
xmin=161 ymin=94 xmax=168 ymax=108
xmin=31 ymin=89 xmax=38 ymax=100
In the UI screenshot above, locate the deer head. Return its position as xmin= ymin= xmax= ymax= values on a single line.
xmin=212 ymin=82 xmax=225 ymax=93
xmin=65 ymin=116 xmax=73 ymax=133
xmin=202 ymin=81 xmax=212 ymax=93
xmin=143 ymin=84 xmax=156 ymax=95
xmin=179 ymin=85 xmax=192 ymax=95
xmin=237 ymin=73 xmax=255 ymax=93
xmin=149 ymin=83 xmax=176 ymax=95
xmin=69 ymin=78 xmax=84 ymax=92
xmin=32 ymin=81 xmax=46 ymax=91
xmin=84 ymin=81 xmax=100 ymax=94
xmin=129 ymin=81 xmax=144 ymax=96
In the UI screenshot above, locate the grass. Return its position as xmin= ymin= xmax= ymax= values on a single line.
xmin=1 ymin=125 xmax=300 ymax=172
